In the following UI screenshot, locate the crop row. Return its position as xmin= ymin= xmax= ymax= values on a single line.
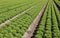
xmin=51 ymin=5 xmax=60 ymax=38
xmin=0 ymin=0 xmax=40 ymax=13
xmin=0 ymin=0 xmax=40 ymax=9
xmin=54 ymin=0 xmax=60 ymax=6
xmin=0 ymin=0 xmax=47 ymax=38
xmin=53 ymin=2 xmax=60 ymax=30
xmin=32 ymin=0 xmax=60 ymax=38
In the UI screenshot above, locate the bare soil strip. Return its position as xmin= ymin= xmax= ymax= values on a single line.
xmin=22 ymin=2 xmax=48 ymax=38
xmin=0 ymin=3 xmax=39 ymax=27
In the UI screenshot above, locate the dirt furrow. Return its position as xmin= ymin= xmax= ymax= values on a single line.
xmin=22 ymin=1 xmax=48 ymax=38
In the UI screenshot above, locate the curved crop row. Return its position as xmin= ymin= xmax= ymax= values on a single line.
xmin=51 ymin=4 xmax=60 ymax=38
xmin=53 ymin=2 xmax=60 ymax=30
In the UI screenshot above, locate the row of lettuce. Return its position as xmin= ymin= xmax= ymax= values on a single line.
xmin=0 ymin=0 xmax=40 ymax=12
xmin=33 ymin=0 xmax=60 ymax=38
xmin=0 ymin=0 xmax=48 ymax=38
xmin=54 ymin=0 xmax=60 ymax=6
xmin=0 ymin=0 xmax=41 ymax=24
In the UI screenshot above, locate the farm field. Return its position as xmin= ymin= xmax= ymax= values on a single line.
xmin=0 ymin=0 xmax=60 ymax=38
xmin=54 ymin=0 xmax=60 ymax=6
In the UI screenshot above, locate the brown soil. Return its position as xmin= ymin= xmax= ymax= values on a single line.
xmin=22 ymin=2 xmax=48 ymax=38
xmin=0 ymin=5 xmax=36 ymax=27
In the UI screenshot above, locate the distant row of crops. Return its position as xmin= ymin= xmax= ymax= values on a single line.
xmin=0 ymin=0 xmax=60 ymax=38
